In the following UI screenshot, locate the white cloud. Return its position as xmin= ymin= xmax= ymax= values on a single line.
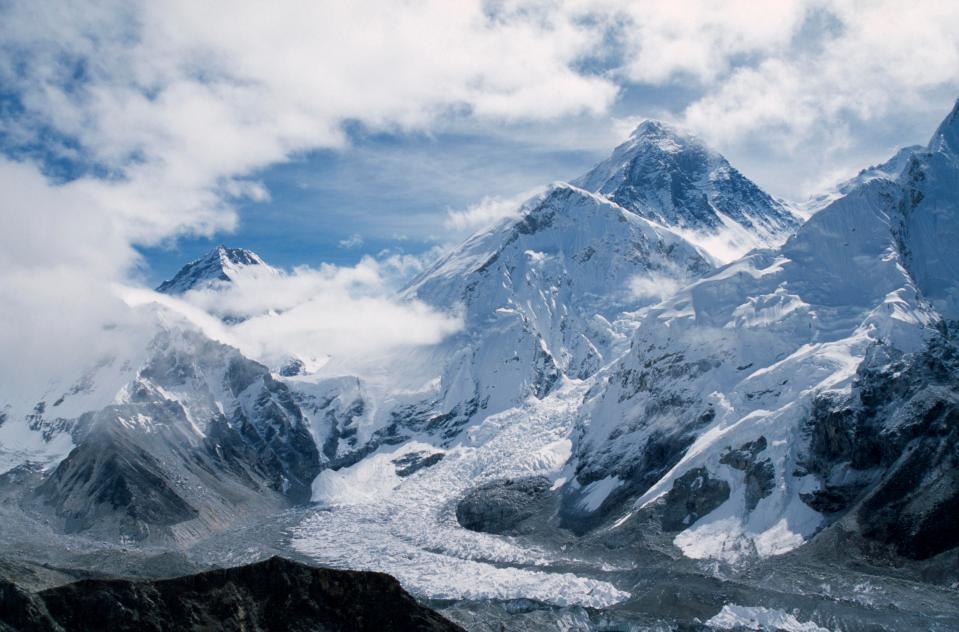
xmin=339 ymin=234 xmax=364 ymax=249
xmin=125 ymin=251 xmax=462 ymax=375
xmin=0 ymin=0 xmax=615 ymax=395
xmin=585 ymin=0 xmax=808 ymax=84
xmin=443 ymin=187 xmax=545 ymax=233
xmin=627 ymin=268 xmax=689 ymax=303
xmin=675 ymin=0 xmax=959 ymax=196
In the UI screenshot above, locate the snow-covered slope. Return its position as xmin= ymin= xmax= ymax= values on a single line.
xmin=378 ymin=126 xmax=800 ymax=445
xmin=574 ymin=121 xmax=801 ymax=263
xmin=156 ymin=245 xmax=275 ymax=295
xmin=898 ymin=100 xmax=959 ymax=318
xmin=565 ymin=101 xmax=959 ymax=562
xmin=5 ymin=100 xmax=958 ymax=619
xmin=393 ymin=183 xmax=712 ymax=440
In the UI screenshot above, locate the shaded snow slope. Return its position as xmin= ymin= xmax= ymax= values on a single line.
xmin=801 ymin=144 xmax=923 ymax=215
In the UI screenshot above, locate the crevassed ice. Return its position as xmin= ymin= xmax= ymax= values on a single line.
xmin=290 ymin=382 xmax=629 ymax=608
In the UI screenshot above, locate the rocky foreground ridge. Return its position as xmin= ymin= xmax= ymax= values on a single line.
xmin=0 ymin=557 xmax=462 ymax=632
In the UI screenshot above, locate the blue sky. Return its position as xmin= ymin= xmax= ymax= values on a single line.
xmin=137 ymin=122 xmax=604 ymax=283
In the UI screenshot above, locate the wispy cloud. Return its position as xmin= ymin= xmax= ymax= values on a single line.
xmin=339 ymin=234 xmax=364 ymax=249
xmin=443 ymin=187 xmax=545 ymax=233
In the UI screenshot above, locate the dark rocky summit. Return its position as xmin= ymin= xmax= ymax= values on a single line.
xmin=0 ymin=557 xmax=463 ymax=632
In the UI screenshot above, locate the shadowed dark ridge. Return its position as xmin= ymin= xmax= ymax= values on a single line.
xmin=0 ymin=557 xmax=464 ymax=632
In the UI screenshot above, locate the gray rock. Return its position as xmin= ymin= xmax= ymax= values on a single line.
xmin=720 ymin=436 xmax=774 ymax=511
xmin=392 ymin=452 xmax=444 ymax=477
xmin=659 ymin=467 xmax=730 ymax=532
xmin=456 ymin=477 xmax=552 ymax=535
xmin=801 ymin=333 xmax=959 ymax=560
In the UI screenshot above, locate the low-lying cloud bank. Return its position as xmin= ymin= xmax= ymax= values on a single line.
xmin=121 ymin=250 xmax=461 ymax=376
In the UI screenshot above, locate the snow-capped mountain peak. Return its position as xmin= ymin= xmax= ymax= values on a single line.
xmin=156 ymin=245 xmax=274 ymax=294
xmin=574 ymin=120 xmax=800 ymax=264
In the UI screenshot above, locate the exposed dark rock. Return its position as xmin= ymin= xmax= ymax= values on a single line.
xmin=659 ymin=467 xmax=730 ymax=532
xmin=802 ymin=335 xmax=959 ymax=560
xmin=720 ymin=436 xmax=774 ymax=511
xmin=0 ymin=580 xmax=61 ymax=632
xmin=800 ymin=483 xmax=866 ymax=514
xmin=718 ymin=436 xmax=767 ymax=470
xmin=742 ymin=460 xmax=775 ymax=512
xmin=456 ymin=477 xmax=552 ymax=535
xmin=561 ymin=407 xmax=714 ymax=536
xmin=277 ymin=358 xmax=306 ymax=377
xmin=0 ymin=557 xmax=463 ymax=632
xmin=392 ymin=452 xmax=445 ymax=477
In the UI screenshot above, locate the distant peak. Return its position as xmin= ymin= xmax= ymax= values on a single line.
xmin=156 ymin=245 xmax=270 ymax=294
xmin=209 ymin=245 xmax=264 ymax=265
xmin=571 ymin=113 xmax=798 ymax=261
xmin=632 ymin=119 xmax=667 ymax=135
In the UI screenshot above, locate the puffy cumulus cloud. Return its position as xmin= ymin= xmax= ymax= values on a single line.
xmin=123 ymin=250 xmax=460 ymax=376
xmin=1 ymin=1 xmax=618 ymax=179
xmin=443 ymin=186 xmax=546 ymax=233
xmin=584 ymin=0 xmax=808 ymax=84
